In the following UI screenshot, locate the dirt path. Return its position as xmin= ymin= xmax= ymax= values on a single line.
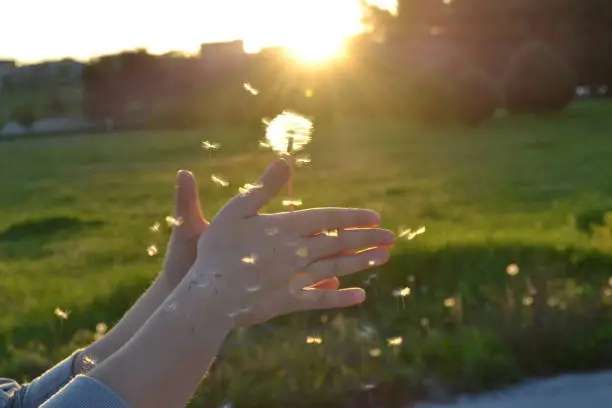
xmin=415 ymin=371 xmax=612 ymax=408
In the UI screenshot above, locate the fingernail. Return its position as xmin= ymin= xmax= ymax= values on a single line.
xmin=352 ymin=290 xmax=366 ymax=303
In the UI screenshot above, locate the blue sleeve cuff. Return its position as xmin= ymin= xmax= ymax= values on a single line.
xmin=40 ymin=375 xmax=129 ymax=408
xmin=19 ymin=351 xmax=79 ymax=407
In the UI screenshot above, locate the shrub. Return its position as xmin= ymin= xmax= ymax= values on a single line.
xmin=450 ymin=68 xmax=501 ymax=126
xmin=503 ymin=41 xmax=576 ymax=114
xmin=11 ymin=102 xmax=37 ymax=128
xmin=404 ymin=71 xmax=456 ymax=125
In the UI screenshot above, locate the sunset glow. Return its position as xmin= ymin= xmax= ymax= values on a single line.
xmin=1 ymin=0 xmax=397 ymax=63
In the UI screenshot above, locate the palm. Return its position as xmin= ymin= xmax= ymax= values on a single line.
xmin=162 ymin=170 xmax=341 ymax=291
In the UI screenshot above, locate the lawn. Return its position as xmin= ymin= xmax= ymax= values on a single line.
xmin=1 ymin=101 xmax=612 ymax=407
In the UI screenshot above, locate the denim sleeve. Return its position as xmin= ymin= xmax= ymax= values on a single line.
xmin=2 ymin=351 xmax=77 ymax=408
xmin=1 ymin=351 xmax=128 ymax=408
xmin=40 ymin=375 xmax=129 ymax=408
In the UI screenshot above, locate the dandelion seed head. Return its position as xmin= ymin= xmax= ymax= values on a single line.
xmin=241 ymin=254 xmax=258 ymax=264
xmin=201 ymin=140 xmax=220 ymax=150
xmin=211 ymin=174 xmax=230 ymax=187
xmin=264 ymin=111 xmax=313 ymax=155
xmin=306 ymin=336 xmax=323 ymax=344
xmin=239 ymin=182 xmax=263 ymax=195
xmin=387 ymin=336 xmax=403 ymax=347
xmin=282 ymin=199 xmax=303 ymax=207
xmin=522 ymin=295 xmax=534 ymax=306
xmin=243 ymin=82 xmax=259 ymax=95
xmin=149 ymin=222 xmax=160 ymax=232
xmin=147 ymin=245 xmax=158 ymax=257
xmin=506 ymin=263 xmax=520 ymax=276
xmin=165 ymin=216 xmax=183 ymax=227
xmin=392 ymin=287 xmax=411 ymax=297
xmin=54 ymin=307 xmax=69 ymax=320
xmin=369 ymin=348 xmax=382 ymax=357
xmin=296 ymin=247 xmax=309 ymax=258
xmin=443 ymin=297 xmax=456 ymax=308
xmin=322 ymin=228 xmax=339 ymax=237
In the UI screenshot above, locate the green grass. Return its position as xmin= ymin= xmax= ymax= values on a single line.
xmin=2 ymin=101 xmax=612 ymax=406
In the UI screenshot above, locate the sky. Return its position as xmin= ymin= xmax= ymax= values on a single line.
xmin=1 ymin=0 xmax=397 ymax=64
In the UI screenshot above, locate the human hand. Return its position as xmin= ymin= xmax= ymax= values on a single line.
xmin=162 ymin=170 xmax=209 ymax=289
xmin=184 ymin=158 xmax=396 ymax=328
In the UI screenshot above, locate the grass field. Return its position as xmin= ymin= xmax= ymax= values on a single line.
xmin=2 ymin=101 xmax=612 ymax=407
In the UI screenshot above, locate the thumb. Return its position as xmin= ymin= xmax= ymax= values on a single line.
xmin=175 ymin=170 xmax=205 ymax=225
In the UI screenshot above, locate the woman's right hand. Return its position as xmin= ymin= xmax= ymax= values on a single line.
xmin=182 ymin=157 xmax=396 ymax=328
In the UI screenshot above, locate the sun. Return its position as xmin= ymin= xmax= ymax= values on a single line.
xmin=242 ymin=0 xmax=366 ymax=64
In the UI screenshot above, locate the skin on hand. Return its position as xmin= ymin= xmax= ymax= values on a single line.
xmin=179 ymin=157 xmax=396 ymax=328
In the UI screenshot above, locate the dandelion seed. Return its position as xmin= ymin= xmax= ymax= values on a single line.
xmin=147 ymin=245 xmax=158 ymax=257
xmin=369 ymin=348 xmax=382 ymax=357
xmin=241 ymin=254 xmax=258 ymax=264
xmin=83 ymin=355 xmax=97 ymax=366
xmin=296 ymin=247 xmax=309 ymax=258
xmin=228 ymin=307 xmax=251 ymax=319
xmin=322 ymin=228 xmax=339 ymax=237
xmin=264 ymin=110 xmax=313 ymax=155
xmin=295 ymin=156 xmax=311 ymax=166
xmin=522 ymin=295 xmax=534 ymax=306
xmin=392 ymin=287 xmax=411 ymax=297
xmin=306 ymin=336 xmax=323 ymax=344
xmin=443 ymin=297 xmax=456 ymax=308
xmin=358 ymin=325 xmax=377 ymax=340
xmin=399 ymin=226 xmax=427 ymax=240
xmin=166 ymin=303 xmax=177 ymax=312
xmin=201 ymin=140 xmax=220 ymax=150
xmin=363 ymin=274 xmax=377 ymax=285
xmin=243 ymin=82 xmax=259 ymax=95
xmin=238 ymin=182 xmax=263 ymax=195
xmin=211 ymin=174 xmax=230 ymax=187
xmin=420 ymin=318 xmax=430 ymax=327
xmin=165 ymin=216 xmax=183 ymax=227
xmin=361 ymin=383 xmax=376 ymax=391
xmin=265 ymin=227 xmax=280 ymax=236
xmin=506 ymin=264 xmax=520 ymax=276
xmin=368 ymin=260 xmax=377 ymax=266
xmin=282 ymin=199 xmax=303 ymax=207
xmin=246 ymin=284 xmax=262 ymax=293
xmin=258 ymin=140 xmax=271 ymax=149
xmin=95 ymin=323 xmax=108 ymax=335
xmin=149 ymin=222 xmax=160 ymax=232
xmin=387 ymin=336 xmax=403 ymax=347
xmin=54 ymin=307 xmax=70 ymax=320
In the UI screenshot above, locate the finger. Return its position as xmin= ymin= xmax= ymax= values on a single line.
xmin=302 ymin=248 xmax=390 ymax=283
xmin=270 ymin=208 xmax=381 ymax=236
xmin=174 ymin=170 xmax=208 ymax=235
xmin=297 ymin=288 xmax=366 ymax=311
xmin=306 ymin=229 xmax=395 ymax=260
xmin=309 ymin=277 xmax=340 ymax=290
xmin=223 ymin=158 xmax=291 ymax=217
